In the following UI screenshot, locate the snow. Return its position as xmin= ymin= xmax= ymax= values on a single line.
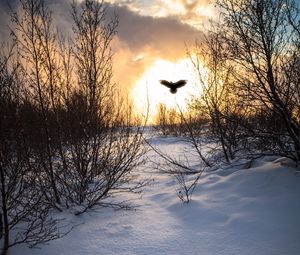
xmin=12 ymin=136 xmax=300 ymax=255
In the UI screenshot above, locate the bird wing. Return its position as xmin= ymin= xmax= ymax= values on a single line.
xmin=160 ymin=80 xmax=173 ymax=89
xmin=173 ymin=80 xmax=187 ymax=89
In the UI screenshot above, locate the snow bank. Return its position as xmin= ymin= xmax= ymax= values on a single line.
xmin=12 ymin=137 xmax=300 ymax=255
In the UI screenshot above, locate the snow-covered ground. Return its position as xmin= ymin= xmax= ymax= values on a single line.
xmin=13 ymin=135 xmax=300 ymax=255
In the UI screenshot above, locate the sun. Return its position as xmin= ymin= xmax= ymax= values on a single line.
xmin=131 ymin=57 xmax=201 ymax=123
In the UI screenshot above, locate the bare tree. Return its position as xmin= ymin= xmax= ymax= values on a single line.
xmin=188 ymin=29 xmax=249 ymax=162
xmin=59 ymin=0 xmax=147 ymax=213
xmin=71 ymin=0 xmax=118 ymax=120
xmin=0 ymin=44 xmax=62 ymax=255
xmin=216 ymin=0 xmax=300 ymax=161
xmin=11 ymin=0 xmax=62 ymax=206
xmin=0 ymin=0 xmax=148 ymax=252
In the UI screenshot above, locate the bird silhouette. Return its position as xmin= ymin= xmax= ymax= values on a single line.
xmin=160 ymin=80 xmax=187 ymax=94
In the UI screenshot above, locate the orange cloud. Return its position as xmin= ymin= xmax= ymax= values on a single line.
xmin=109 ymin=4 xmax=205 ymax=94
xmin=0 ymin=0 xmax=210 ymax=98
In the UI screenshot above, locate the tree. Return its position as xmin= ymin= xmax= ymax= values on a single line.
xmin=189 ymin=31 xmax=245 ymax=162
xmin=0 ymin=0 xmax=147 ymax=252
xmin=155 ymin=103 xmax=185 ymax=136
xmin=59 ymin=0 xmax=147 ymax=213
xmin=11 ymin=0 xmax=62 ymax=206
xmin=0 ymin=44 xmax=61 ymax=255
xmin=216 ymin=0 xmax=300 ymax=161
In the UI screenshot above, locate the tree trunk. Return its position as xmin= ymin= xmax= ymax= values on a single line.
xmin=0 ymin=165 xmax=9 ymax=255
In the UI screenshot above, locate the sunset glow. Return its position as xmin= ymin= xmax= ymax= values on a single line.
xmin=106 ymin=0 xmax=216 ymax=29
xmin=130 ymin=57 xmax=201 ymax=122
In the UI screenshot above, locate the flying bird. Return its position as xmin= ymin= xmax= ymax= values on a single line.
xmin=160 ymin=79 xmax=187 ymax=94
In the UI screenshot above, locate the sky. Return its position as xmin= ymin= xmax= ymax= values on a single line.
xmin=0 ymin=0 xmax=214 ymax=119
xmin=1 ymin=0 xmax=300 ymax=119
xmin=107 ymin=0 xmax=215 ymax=117
xmin=105 ymin=0 xmax=212 ymax=96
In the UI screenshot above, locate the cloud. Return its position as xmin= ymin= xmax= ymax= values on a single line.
xmin=111 ymin=4 xmax=201 ymax=55
xmin=181 ymin=0 xmax=198 ymax=12
xmin=0 ymin=0 xmax=205 ymax=93
xmin=108 ymin=4 xmax=204 ymax=91
xmin=0 ymin=0 xmax=74 ymax=39
xmin=107 ymin=0 xmax=215 ymax=29
xmin=0 ymin=0 xmax=18 ymax=39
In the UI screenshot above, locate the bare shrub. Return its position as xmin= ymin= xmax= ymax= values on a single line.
xmin=155 ymin=103 xmax=186 ymax=136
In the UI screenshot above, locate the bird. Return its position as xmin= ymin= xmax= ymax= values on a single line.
xmin=160 ymin=79 xmax=187 ymax=94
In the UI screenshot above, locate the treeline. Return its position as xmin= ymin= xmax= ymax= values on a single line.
xmin=0 ymin=0 xmax=145 ymax=254
xmin=156 ymin=0 xmax=300 ymax=163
